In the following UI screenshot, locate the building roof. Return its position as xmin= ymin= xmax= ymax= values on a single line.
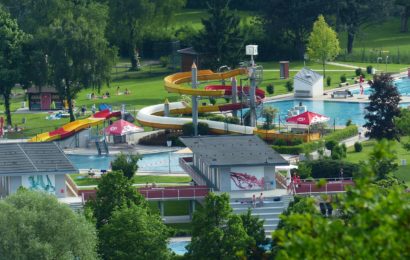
xmin=26 ymin=86 xmax=59 ymax=94
xmin=294 ymin=68 xmax=323 ymax=86
xmin=180 ymin=135 xmax=289 ymax=168
xmin=0 ymin=142 xmax=77 ymax=176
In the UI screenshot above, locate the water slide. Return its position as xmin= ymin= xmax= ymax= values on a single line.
xmin=137 ymin=68 xmax=260 ymax=134
xmin=29 ymin=110 xmax=121 ymax=142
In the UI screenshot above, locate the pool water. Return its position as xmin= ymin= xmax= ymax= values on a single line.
xmin=351 ymin=77 xmax=410 ymax=96
xmin=67 ymin=152 xmax=186 ymax=172
xmin=168 ymin=241 xmax=189 ymax=255
xmin=263 ymin=99 xmax=409 ymax=126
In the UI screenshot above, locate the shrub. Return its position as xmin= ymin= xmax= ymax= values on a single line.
xmin=272 ymin=145 xmax=303 ymax=155
xmin=266 ymin=84 xmax=274 ymax=94
xmin=138 ymin=131 xmax=184 ymax=146
xmin=273 ymin=138 xmax=287 ymax=146
xmin=224 ymin=97 xmax=230 ymax=103
xmin=303 ymin=159 xmax=359 ymax=179
xmin=355 ymin=68 xmax=362 ymax=76
xmin=224 ymin=116 xmax=240 ymax=124
xmin=354 ymin=142 xmax=363 ymax=152
xmin=159 ymin=56 xmax=170 ymax=68
xmin=324 ymin=125 xmax=358 ymax=143
xmin=331 ymin=145 xmax=345 ymax=160
xmin=366 ymin=65 xmax=373 ymax=75
xmin=345 ymin=119 xmax=352 ymax=126
xmin=325 ymin=140 xmax=337 ymax=151
xmin=182 ymin=122 xmax=210 ymax=136
xmin=286 ymin=80 xmax=294 ymax=92
xmin=326 ymin=76 xmax=331 ymax=87
xmin=291 ymin=138 xmax=303 ymax=146
xmin=209 ymin=97 xmax=217 ymax=105
xmin=340 ymin=74 xmax=347 ymax=83
xmin=297 ymin=163 xmax=312 ymax=179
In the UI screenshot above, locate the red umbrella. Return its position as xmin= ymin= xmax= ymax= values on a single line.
xmin=286 ymin=111 xmax=330 ymax=125
xmin=104 ymin=119 xmax=143 ymax=136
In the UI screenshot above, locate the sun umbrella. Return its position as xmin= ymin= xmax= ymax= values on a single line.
xmin=286 ymin=111 xmax=330 ymax=125
xmin=104 ymin=119 xmax=143 ymax=136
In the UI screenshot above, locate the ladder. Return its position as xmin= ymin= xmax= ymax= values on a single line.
xmin=95 ymin=139 xmax=109 ymax=155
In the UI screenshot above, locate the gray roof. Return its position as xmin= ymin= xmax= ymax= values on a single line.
xmin=0 ymin=142 xmax=77 ymax=176
xmin=294 ymin=67 xmax=323 ymax=86
xmin=180 ymin=135 xmax=289 ymax=167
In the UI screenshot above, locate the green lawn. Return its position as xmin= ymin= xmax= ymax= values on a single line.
xmin=70 ymin=174 xmax=192 ymax=186
xmin=345 ymin=138 xmax=410 ymax=185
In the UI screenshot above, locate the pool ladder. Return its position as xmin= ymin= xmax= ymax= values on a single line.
xmin=95 ymin=139 xmax=109 ymax=155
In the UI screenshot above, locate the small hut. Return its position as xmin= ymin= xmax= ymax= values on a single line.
xmin=293 ymin=68 xmax=323 ymax=98
xmin=26 ymin=86 xmax=63 ymax=111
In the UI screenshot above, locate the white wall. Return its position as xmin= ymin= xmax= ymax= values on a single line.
xmin=311 ymin=77 xmax=324 ymax=97
xmin=294 ymin=77 xmax=324 ymax=97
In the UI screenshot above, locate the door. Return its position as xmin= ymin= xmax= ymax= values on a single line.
xmin=41 ymin=93 xmax=51 ymax=110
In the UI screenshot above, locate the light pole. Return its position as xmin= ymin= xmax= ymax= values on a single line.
xmin=166 ymin=140 xmax=172 ymax=174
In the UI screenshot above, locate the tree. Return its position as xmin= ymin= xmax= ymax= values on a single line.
xmin=0 ymin=189 xmax=97 ymax=259
xmin=364 ymin=74 xmax=401 ymax=140
xmin=193 ymin=0 xmax=244 ymax=69
xmin=187 ymin=193 xmax=252 ymax=259
xmin=99 ymin=204 xmax=171 ymax=260
xmin=396 ymin=0 xmax=410 ymax=32
xmin=87 ymin=171 xmax=147 ymax=229
xmin=261 ymin=107 xmax=277 ymax=130
xmin=105 ymin=0 xmax=185 ymax=70
xmin=366 ymin=139 xmax=398 ymax=180
xmin=47 ymin=1 xmax=115 ymax=121
xmin=337 ymin=0 xmax=393 ymax=53
xmin=111 ymin=153 xmax=141 ymax=179
xmin=0 ymin=6 xmax=30 ymax=126
xmin=240 ymin=209 xmax=269 ymax=259
xmin=307 ymin=15 xmax=340 ymax=77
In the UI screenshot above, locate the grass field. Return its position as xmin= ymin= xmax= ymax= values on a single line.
xmin=70 ymin=174 xmax=192 ymax=186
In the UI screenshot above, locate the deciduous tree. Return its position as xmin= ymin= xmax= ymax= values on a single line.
xmin=111 ymin=153 xmax=141 ymax=179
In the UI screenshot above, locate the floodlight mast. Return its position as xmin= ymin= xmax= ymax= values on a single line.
xmin=246 ymin=45 xmax=258 ymax=127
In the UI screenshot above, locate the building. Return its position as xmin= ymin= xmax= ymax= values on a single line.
xmin=26 ymin=86 xmax=63 ymax=110
xmin=0 ymin=142 xmax=77 ymax=198
xmin=293 ymin=68 xmax=324 ymax=98
xmin=177 ymin=47 xmax=201 ymax=72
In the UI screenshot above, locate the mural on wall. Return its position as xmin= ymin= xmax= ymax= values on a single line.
xmin=230 ymin=167 xmax=264 ymax=191
xmin=22 ymin=175 xmax=56 ymax=194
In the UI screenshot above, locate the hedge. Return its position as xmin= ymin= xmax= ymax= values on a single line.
xmin=300 ymin=159 xmax=359 ymax=179
xmin=324 ymin=125 xmax=358 ymax=143
xmin=272 ymin=145 xmax=304 ymax=155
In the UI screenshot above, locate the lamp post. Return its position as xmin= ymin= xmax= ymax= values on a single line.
xmin=166 ymin=140 xmax=172 ymax=174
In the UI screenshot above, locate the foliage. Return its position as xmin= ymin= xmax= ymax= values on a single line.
xmin=272 ymin=145 xmax=304 ymax=155
xmin=364 ymin=74 xmax=401 ymax=140
xmin=266 ymin=84 xmax=274 ymax=94
xmin=325 ymin=140 xmax=337 ymax=151
xmin=207 ymin=114 xmax=240 ymax=124
xmin=240 ymin=209 xmax=269 ymax=259
xmin=326 ymin=76 xmax=332 ymax=87
xmin=111 ymin=153 xmax=141 ymax=179
xmin=307 ymin=15 xmax=340 ymax=77
xmin=301 ymin=159 xmax=359 ymax=179
xmin=366 ymin=139 xmax=398 ymax=180
xmin=354 ymin=142 xmax=363 ymax=152
xmin=367 ymin=65 xmax=373 ymax=74
xmin=355 ymin=68 xmax=363 ymax=76
xmin=159 ymin=56 xmax=170 ymax=68
xmin=331 ymin=144 xmax=347 ymax=160
xmin=340 ymin=74 xmax=347 ymax=83
xmin=99 ymin=204 xmax=171 ymax=260
xmin=87 ymin=171 xmax=148 ymax=229
xmin=193 ymin=0 xmax=244 ymax=69
xmin=0 ymin=190 xmax=97 ymax=259
xmin=0 ymin=6 xmax=30 ymax=126
xmin=182 ymin=122 xmax=210 ymax=136
xmin=285 ymin=80 xmax=293 ymax=92
xmin=296 ymin=163 xmax=313 ymax=179
xmin=187 ymin=193 xmax=260 ymax=259
xmin=323 ymin=125 xmax=358 ymax=143
xmin=209 ymin=97 xmax=217 ymax=105
xmin=261 ymin=107 xmax=278 ymax=130
xmin=345 ymin=119 xmax=352 ymax=126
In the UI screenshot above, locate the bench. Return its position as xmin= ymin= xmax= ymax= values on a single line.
xmin=331 ymin=91 xmax=353 ymax=99
xmin=339 ymin=82 xmax=349 ymax=87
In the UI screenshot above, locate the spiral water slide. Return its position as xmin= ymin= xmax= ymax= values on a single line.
xmin=137 ymin=69 xmax=257 ymax=134
xmin=29 ymin=110 xmax=121 ymax=142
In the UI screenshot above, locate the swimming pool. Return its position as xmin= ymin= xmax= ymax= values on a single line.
xmin=168 ymin=241 xmax=189 ymax=255
xmin=351 ymin=77 xmax=410 ymax=96
xmin=67 ymin=152 xmax=186 ymax=172
xmin=263 ymin=99 xmax=409 ymax=126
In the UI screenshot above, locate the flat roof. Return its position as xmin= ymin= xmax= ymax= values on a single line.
xmin=180 ymin=135 xmax=289 ymax=167
xmin=0 ymin=142 xmax=77 ymax=176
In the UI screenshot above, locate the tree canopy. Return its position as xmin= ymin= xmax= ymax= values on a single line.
xmin=0 ymin=189 xmax=98 ymax=259
xmin=111 ymin=153 xmax=141 ymax=179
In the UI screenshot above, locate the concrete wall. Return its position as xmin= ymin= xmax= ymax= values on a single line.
xmin=264 ymin=166 xmax=276 ymax=190
xmin=9 ymin=176 xmax=22 ymax=194
xmin=55 ymin=175 xmax=66 ymax=198
xmin=294 ymin=77 xmax=324 ymax=98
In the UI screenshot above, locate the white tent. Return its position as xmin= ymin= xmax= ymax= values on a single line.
xmin=294 ymin=68 xmax=323 ymax=98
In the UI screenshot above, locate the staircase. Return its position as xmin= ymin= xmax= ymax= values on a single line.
xmin=230 ymin=195 xmax=293 ymax=236
xmin=95 ymin=139 xmax=109 ymax=155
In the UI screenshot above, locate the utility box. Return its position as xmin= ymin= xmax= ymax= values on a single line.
xmin=246 ymin=45 xmax=258 ymax=56
xmin=280 ymin=61 xmax=290 ymax=79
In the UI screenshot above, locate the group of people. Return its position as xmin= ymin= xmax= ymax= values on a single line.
xmin=116 ymin=86 xmax=130 ymax=95
xmin=252 ymin=193 xmax=264 ymax=208
xmin=79 ymin=104 xmax=97 ymax=115
xmin=286 ymin=172 xmax=302 ymax=194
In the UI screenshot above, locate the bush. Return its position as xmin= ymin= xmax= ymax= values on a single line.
xmin=354 ymin=142 xmax=363 ymax=152
xmin=272 ymin=145 xmax=303 ymax=155
xmin=346 ymin=119 xmax=352 ymax=126
xmin=340 ymin=74 xmax=347 ymax=83
xmin=326 ymin=76 xmax=331 ymax=87
xmin=325 ymin=140 xmax=337 ymax=151
xmin=224 ymin=97 xmax=230 ymax=103
xmin=138 ymin=131 xmax=184 ymax=146
xmin=366 ymin=65 xmax=373 ymax=75
xmin=286 ymin=80 xmax=294 ymax=92
xmin=159 ymin=56 xmax=170 ymax=68
xmin=266 ymin=84 xmax=274 ymax=94
xmin=331 ymin=145 xmax=346 ymax=160
xmin=273 ymin=138 xmax=287 ymax=146
xmin=209 ymin=97 xmax=216 ymax=105
xmin=182 ymin=122 xmax=210 ymax=136
xmin=302 ymin=159 xmax=359 ymax=179
xmin=355 ymin=68 xmax=362 ymax=76
xmin=291 ymin=138 xmax=303 ymax=146
xmin=324 ymin=125 xmax=358 ymax=143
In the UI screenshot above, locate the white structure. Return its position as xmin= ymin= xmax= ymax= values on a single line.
xmin=293 ymin=68 xmax=323 ymax=98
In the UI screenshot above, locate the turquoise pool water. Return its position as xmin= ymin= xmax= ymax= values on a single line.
xmin=351 ymin=77 xmax=410 ymax=95
xmin=263 ymin=99 xmax=409 ymax=126
xmin=67 ymin=152 xmax=185 ymax=172
xmin=168 ymin=241 xmax=189 ymax=255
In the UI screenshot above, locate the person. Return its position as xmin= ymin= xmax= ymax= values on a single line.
xmin=81 ymin=105 xmax=86 ymax=116
xmin=91 ymin=92 xmax=95 ymax=99
xmin=116 ymin=86 xmax=120 ymax=95
xmin=125 ymin=88 xmax=130 ymax=95
xmin=258 ymin=193 xmax=264 ymax=207
xmin=346 ymin=88 xmax=353 ymax=97
xmin=360 ymin=85 xmax=364 ymax=95
xmin=105 ymin=91 xmax=110 ymax=98
xmin=252 ymin=194 xmax=256 ymax=208
xmin=91 ymin=104 xmax=96 ymax=114
xmin=326 ymin=196 xmax=333 ymax=216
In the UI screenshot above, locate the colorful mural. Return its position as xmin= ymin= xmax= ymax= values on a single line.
xmin=22 ymin=175 xmax=56 ymax=194
xmin=230 ymin=167 xmax=264 ymax=191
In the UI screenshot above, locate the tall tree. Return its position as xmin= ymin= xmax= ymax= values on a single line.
xmin=396 ymin=0 xmax=410 ymax=32
xmin=193 ymin=0 xmax=244 ymax=70
xmin=99 ymin=204 xmax=171 ymax=259
xmin=111 ymin=153 xmax=141 ymax=179
xmin=364 ymin=74 xmax=401 ymax=140
xmin=259 ymin=0 xmax=328 ymax=59
xmin=337 ymin=0 xmax=393 ymax=54
xmin=0 ymin=189 xmax=98 ymax=259
xmin=307 ymin=15 xmax=340 ymax=77
xmin=0 ymin=6 xmax=30 ymax=126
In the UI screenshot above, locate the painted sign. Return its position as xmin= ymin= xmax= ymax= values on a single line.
xmin=230 ymin=166 xmax=264 ymax=191
xmin=22 ymin=175 xmax=56 ymax=194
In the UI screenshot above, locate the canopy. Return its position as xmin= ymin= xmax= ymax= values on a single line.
xmin=104 ymin=119 xmax=143 ymax=136
xmin=286 ymin=111 xmax=329 ymax=125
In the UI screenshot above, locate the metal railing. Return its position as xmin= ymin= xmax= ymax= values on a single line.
xmin=138 ymin=186 xmax=209 ymax=200
xmin=294 ymin=179 xmax=354 ymax=195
